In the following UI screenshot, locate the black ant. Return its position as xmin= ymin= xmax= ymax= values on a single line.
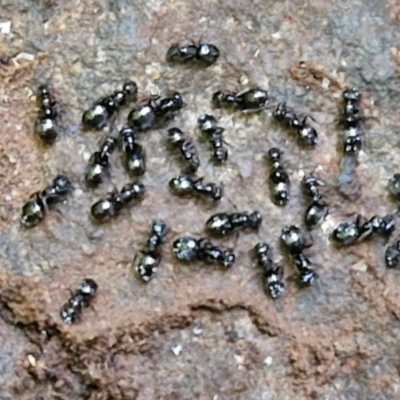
xmin=339 ymin=87 xmax=362 ymax=154
xmin=273 ymin=102 xmax=318 ymax=146
xmin=197 ymin=114 xmax=228 ymax=163
xmin=134 ymin=220 xmax=168 ymax=282
xmin=166 ymin=43 xmax=220 ymax=65
xmin=253 ymin=242 xmax=285 ymax=299
xmin=388 ymin=173 xmax=400 ymax=201
xmin=331 ymin=214 xmax=395 ymax=246
xmin=21 ymin=175 xmax=72 ymax=228
xmin=301 ymin=175 xmax=328 ymax=227
xmin=90 ymin=181 xmax=145 ymax=223
xmin=212 ymin=88 xmax=269 ymax=113
xmin=127 ymin=92 xmax=183 ymax=131
xmin=60 ymin=279 xmax=98 ymax=324
xmin=385 ymin=239 xmax=400 ymax=268
xmin=280 ymin=225 xmax=318 ymax=285
xmin=35 ymin=85 xmax=59 ymax=144
xmin=205 ymin=211 xmax=262 ymax=237
xmin=169 ymin=175 xmax=223 ymax=201
xmin=267 ymin=148 xmax=290 ymax=206
xmin=167 ymin=127 xmax=200 ymax=174
xmin=85 ymin=136 xmax=118 ymax=186
xmin=172 ymin=236 xmax=235 ymax=269
xmin=119 ymin=126 xmax=146 ymax=176
xmin=82 ymin=81 xmax=137 ymax=130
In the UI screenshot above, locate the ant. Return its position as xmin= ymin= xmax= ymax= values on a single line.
xmin=166 ymin=42 xmax=220 ymax=65
xmin=85 ymin=136 xmax=118 ymax=186
xmin=273 ymin=102 xmax=318 ymax=146
xmin=331 ymin=214 xmax=395 ymax=246
xmin=212 ymin=88 xmax=269 ymax=113
xmin=385 ymin=239 xmax=400 ymax=268
xmin=205 ymin=211 xmax=262 ymax=237
xmin=82 ymin=81 xmax=137 ymax=130
xmin=127 ymin=92 xmax=183 ymax=131
xmin=134 ymin=220 xmax=168 ymax=282
xmin=60 ymin=279 xmax=98 ymax=324
xmin=267 ymin=148 xmax=290 ymax=206
xmin=280 ymin=225 xmax=318 ymax=285
xmin=253 ymin=242 xmax=285 ymax=299
xmin=21 ymin=175 xmax=72 ymax=228
xmin=339 ymin=87 xmax=362 ymax=154
xmin=34 ymin=85 xmax=59 ymax=144
xmin=169 ymin=175 xmax=223 ymax=201
xmin=167 ymin=127 xmax=200 ymax=174
xmin=388 ymin=173 xmax=400 ymax=201
xmin=90 ymin=181 xmax=145 ymax=223
xmin=301 ymin=175 xmax=328 ymax=227
xmin=197 ymin=114 xmax=228 ymax=163
xmin=119 ymin=126 xmax=146 ymax=176
xmin=172 ymin=236 xmax=235 ymax=269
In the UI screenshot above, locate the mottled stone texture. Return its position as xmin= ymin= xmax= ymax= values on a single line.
xmin=1 ymin=0 xmax=400 ymax=399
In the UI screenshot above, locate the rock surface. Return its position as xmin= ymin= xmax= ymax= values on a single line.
xmin=1 ymin=0 xmax=400 ymax=399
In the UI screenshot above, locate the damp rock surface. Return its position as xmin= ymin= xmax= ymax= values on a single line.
xmin=1 ymin=1 xmax=400 ymax=399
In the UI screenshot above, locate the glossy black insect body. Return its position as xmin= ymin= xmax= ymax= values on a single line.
xmin=128 ymin=92 xmax=183 ymax=131
xmin=212 ymin=88 xmax=269 ymax=113
xmin=85 ymin=136 xmax=118 ymax=186
xmin=280 ymin=226 xmax=318 ymax=285
xmin=135 ymin=220 xmax=168 ymax=282
xmin=35 ymin=85 xmax=59 ymax=143
xmin=292 ymin=253 xmax=318 ymax=285
xmin=340 ymin=87 xmax=362 ymax=154
xmin=267 ymin=148 xmax=290 ymax=206
xmin=167 ymin=128 xmax=200 ymax=173
xmin=60 ymin=279 xmax=98 ymax=324
xmin=21 ymin=175 xmax=72 ymax=228
xmin=388 ymin=173 xmax=400 ymax=201
xmin=166 ymin=43 xmax=220 ymax=65
xmin=205 ymin=211 xmax=262 ymax=237
xmin=90 ymin=181 xmax=145 ymax=223
xmin=331 ymin=214 xmax=395 ymax=246
xmin=273 ymin=102 xmax=318 ymax=146
xmin=169 ymin=175 xmax=222 ymax=201
xmin=281 ymin=225 xmax=307 ymax=255
xmin=82 ymin=81 xmax=138 ymax=130
xmin=172 ymin=236 xmax=235 ymax=269
xmin=385 ymin=240 xmax=400 ymax=268
xmin=197 ymin=114 xmax=228 ymax=163
xmin=253 ymin=242 xmax=285 ymax=299
xmin=119 ymin=126 xmax=146 ymax=176
xmin=301 ymin=175 xmax=328 ymax=227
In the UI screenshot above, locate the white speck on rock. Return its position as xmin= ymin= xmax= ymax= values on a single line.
xmin=15 ymin=52 xmax=35 ymax=61
xmin=320 ymin=216 xmax=336 ymax=234
xmin=351 ymin=260 xmax=368 ymax=272
xmin=271 ymin=31 xmax=281 ymax=39
xmin=0 ymin=21 xmax=11 ymax=34
xmin=83 ymin=151 xmax=91 ymax=162
xmin=73 ymin=188 xmax=83 ymax=198
xmin=321 ymin=77 xmax=330 ymax=89
xmin=264 ymin=356 xmax=273 ymax=366
xmin=234 ymin=354 xmax=245 ymax=364
xmin=171 ymin=344 xmax=182 ymax=356
xmin=240 ymin=75 xmax=249 ymax=85
xmin=193 ymin=326 xmax=203 ymax=336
